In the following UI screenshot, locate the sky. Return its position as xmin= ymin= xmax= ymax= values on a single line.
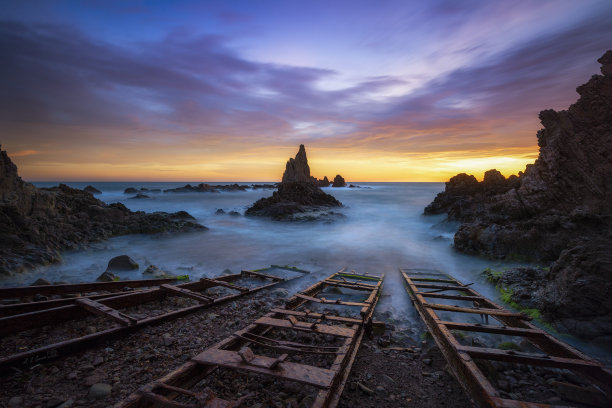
xmin=1 ymin=0 xmax=611 ymax=182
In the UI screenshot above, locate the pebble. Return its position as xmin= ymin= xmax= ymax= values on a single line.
xmin=88 ymin=383 xmax=112 ymax=400
xmin=162 ymin=333 xmax=175 ymax=346
xmin=85 ymin=326 xmax=97 ymax=334
xmin=66 ymin=371 xmax=78 ymax=380
xmin=423 ymin=358 xmax=432 ymax=365
xmin=8 ymin=396 xmax=23 ymax=408
xmin=92 ymin=356 xmax=104 ymax=366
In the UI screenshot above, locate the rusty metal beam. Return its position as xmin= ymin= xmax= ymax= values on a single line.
xmin=192 ymin=349 xmax=335 ymax=388
xmin=0 ymin=277 xmax=179 ymax=299
xmin=159 ymin=284 xmax=213 ymax=303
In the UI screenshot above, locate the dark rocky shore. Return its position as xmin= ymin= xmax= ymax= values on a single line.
xmin=0 ymin=147 xmax=206 ymax=276
xmin=424 ymin=51 xmax=612 ymax=342
xmin=246 ymin=145 xmax=343 ymax=220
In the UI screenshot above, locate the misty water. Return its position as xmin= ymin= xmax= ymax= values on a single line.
xmin=2 ymin=182 xmax=610 ymax=364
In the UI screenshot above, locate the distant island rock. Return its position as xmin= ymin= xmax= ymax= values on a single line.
xmin=0 ymin=146 xmax=206 ymax=275
xmin=123 ymin=183 xmax=276 ymax=194
xmin=246 ymin=145 xmax=342 ymax=220
xmin=332 ymin=174 xmax=346 ymax=187
xmin=424 ymin=50 xmax=612 ymax=341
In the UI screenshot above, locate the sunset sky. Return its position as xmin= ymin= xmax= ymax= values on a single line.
xmin=2 ymin=0 xmax=611 ymax=182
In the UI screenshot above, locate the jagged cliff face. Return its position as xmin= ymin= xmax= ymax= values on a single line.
xmin=282 ymin=144 xmax=312 ymax=183
xmin=427 ymin=50 xmax=612 ymax=261
xmin=0 ymin=147 xmax=204 ymax=275
xmin=518 ymin=51 xmax=612 ymax=216
xmin=424 ymin=51 xmax=612 ymax=340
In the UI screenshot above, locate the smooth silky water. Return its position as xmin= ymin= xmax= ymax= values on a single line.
xmin=2 ymin=181 xmax=609 ymax=364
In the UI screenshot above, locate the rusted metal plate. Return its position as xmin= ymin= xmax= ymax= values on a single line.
xmin=295 ymin=293 xmax=369 ymax=307
xmin=192 ymin=349 xmax=335 ymax=389
xmin=254 ymin=316 xmax=355 ymax=337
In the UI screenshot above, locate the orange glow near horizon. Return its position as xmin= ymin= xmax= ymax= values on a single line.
xmin=9 ymin=144 xmax=538 ymax=183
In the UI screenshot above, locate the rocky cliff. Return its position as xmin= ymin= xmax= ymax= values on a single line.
xmin=424 ymin=50 xmax=612 ymax=341
xmin=0 ymin=147 xmax=205 ymax=275
xmin=246 ymin=145 xmax=342 ymax=220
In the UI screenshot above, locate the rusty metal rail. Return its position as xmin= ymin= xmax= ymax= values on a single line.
xmin=400 ymin=268 xmax=612 ymax=408
xmin=117 ymin=269 xmax=384 ymax=408
xmin=0 ymin=277 xmax=184 ymax=316
xmin=0 ymin=266 xmax=309 ymax=374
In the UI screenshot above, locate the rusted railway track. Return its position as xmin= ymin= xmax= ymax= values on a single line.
xmin=401 ymin=268 xmax=612 ymax=408
xmin=117 ymin=269 xmax=384 ymax=408
xmin=0 ymin=266 xmax=308 ymax=374
xmin=0 ymin=277 xmax=184 ymax=316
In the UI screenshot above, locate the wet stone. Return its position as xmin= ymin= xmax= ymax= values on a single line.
xmin=88 ymin=383 xmax=112 ymax=400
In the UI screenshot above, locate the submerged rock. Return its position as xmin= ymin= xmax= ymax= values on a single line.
xmin=426 ymin=50 xmax=612 ymax=341
xmin=246 ymin=145 xmax=342 ymax=220
xmin=84 ymin=185 xmax=102 ymax=195
xmin=96 ymin=271 xmax=117 ymax=282
xmin=0 ymin=146 xmax=206 ymax=275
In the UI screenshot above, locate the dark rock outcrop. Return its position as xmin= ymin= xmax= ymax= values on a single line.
xmin=0 ymin=146 xmax=206 ymax=275
xmin=282 ymin=144 xmax=311 ymax=183
xmin=314 ymin=176 xmax=330 ymax=187
xmin=424 ymin=51 xmax=612 ymax=340
xmin=106 ymin=255 xmax=139 ymax=272
xmin=332 ymin=174 xmax=346 ymax=187
xmin=84 ymin=185 xmax=102 ymax=195
xmin=246 ymin=145 xmax=342 ymax=220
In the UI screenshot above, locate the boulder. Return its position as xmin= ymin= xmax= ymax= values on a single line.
xmin=124 ymin=187 xmax=138 ymax=194
xmin=106 ymin=255 xmax=138 ymax=272
xmin=332 ymin=174 xmax=346 ymax=187
xmin=84 ymin=185 xmax=102 ymax=195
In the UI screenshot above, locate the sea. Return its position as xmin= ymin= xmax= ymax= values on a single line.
xmin=2 ymin=181 xmax=610 ymax=364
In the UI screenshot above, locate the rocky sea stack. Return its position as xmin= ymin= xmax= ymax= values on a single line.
xmin=0 ymin=147 xmax=206 ymax=275
xmin=246 ymin=145 xmax=342 ymax=220
xmin=424 ymin=51 xmax=612 ymax=342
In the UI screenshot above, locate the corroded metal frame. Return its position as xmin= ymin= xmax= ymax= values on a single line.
xmin=400 ymin=268 xmax=612 ymax=408
xmin=117 ymin=269 xmax=385 ymax=408
xmin=0 ymin=266 xmax=309 ymax=373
